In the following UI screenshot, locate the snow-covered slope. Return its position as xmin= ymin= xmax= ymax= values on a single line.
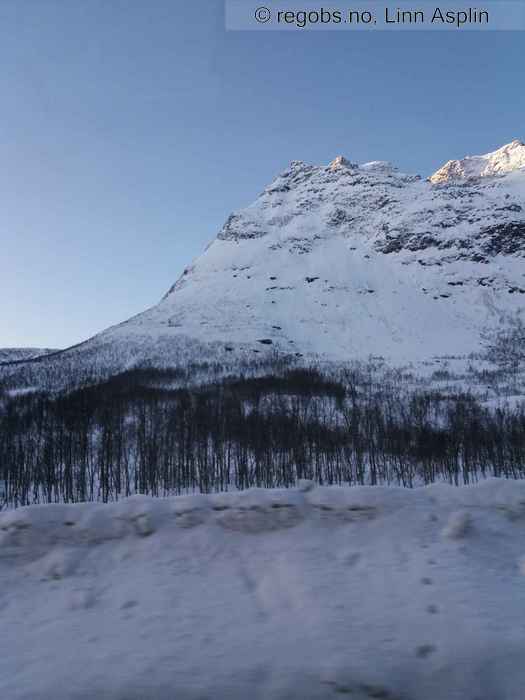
xmin=0 ymin=347 xmax=57 ymax=363
xmin=2 ymin=480 xmax=525 ymax=699
xmin=4 ymin=141 xmax=525 ymax=381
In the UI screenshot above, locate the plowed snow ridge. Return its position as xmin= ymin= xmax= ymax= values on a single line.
xmin=1 ymin=479 xmax=525 ymax=699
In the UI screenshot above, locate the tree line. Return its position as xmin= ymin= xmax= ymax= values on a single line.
xmin=1 ymin=366 xmax=524 ymax=508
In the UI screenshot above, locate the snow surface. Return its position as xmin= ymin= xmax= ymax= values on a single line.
xmin=2 ymin=480 xmax=525 ymax=699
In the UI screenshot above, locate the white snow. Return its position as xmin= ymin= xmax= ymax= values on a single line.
xmin=430 ymin=139 xmax=525 ymax=183
xmin=2 ymin=479 xmax=525 ymax=699
xmin=441 ymin=509 xmax=471 ymax=539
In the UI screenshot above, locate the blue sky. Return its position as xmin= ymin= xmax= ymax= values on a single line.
xmin=1 ymin=0 xmax=524 ymax=347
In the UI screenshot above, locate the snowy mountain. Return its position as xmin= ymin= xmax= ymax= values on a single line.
xmin=3 ymin=140 xmax=525 ymax=382
xmin=430 ymin=139 xmax=525 ymax=183
xmin=0 ymin=348 xmax=57 ymax=363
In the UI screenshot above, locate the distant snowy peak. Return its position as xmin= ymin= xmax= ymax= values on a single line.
xmin=0 ymin=348 xmax=57 ymax=364
xmin=430 ymin=139 xmax=525 ymax=184
xmin=328 ymin=155 xmax=357 ymax=170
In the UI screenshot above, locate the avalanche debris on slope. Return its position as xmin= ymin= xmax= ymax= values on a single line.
xmin=1 ymin=479 xmax=525 ymax=699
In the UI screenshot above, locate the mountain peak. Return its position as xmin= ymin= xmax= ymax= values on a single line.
xmin=430 ymin=139 xmax=525 ymax=184
xmin=329 ymin=155 xmax=356 ymax=170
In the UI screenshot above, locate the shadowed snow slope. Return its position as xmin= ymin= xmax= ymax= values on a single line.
xmin=1 ymin=479 xmax=525 ymax=699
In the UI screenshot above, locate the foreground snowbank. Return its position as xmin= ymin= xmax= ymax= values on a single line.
xmin=1 ymin=479 xmax=525 ymax=699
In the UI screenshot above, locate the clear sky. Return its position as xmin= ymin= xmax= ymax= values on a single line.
xmin=1 ymin=0 xmax=524 ymax=348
